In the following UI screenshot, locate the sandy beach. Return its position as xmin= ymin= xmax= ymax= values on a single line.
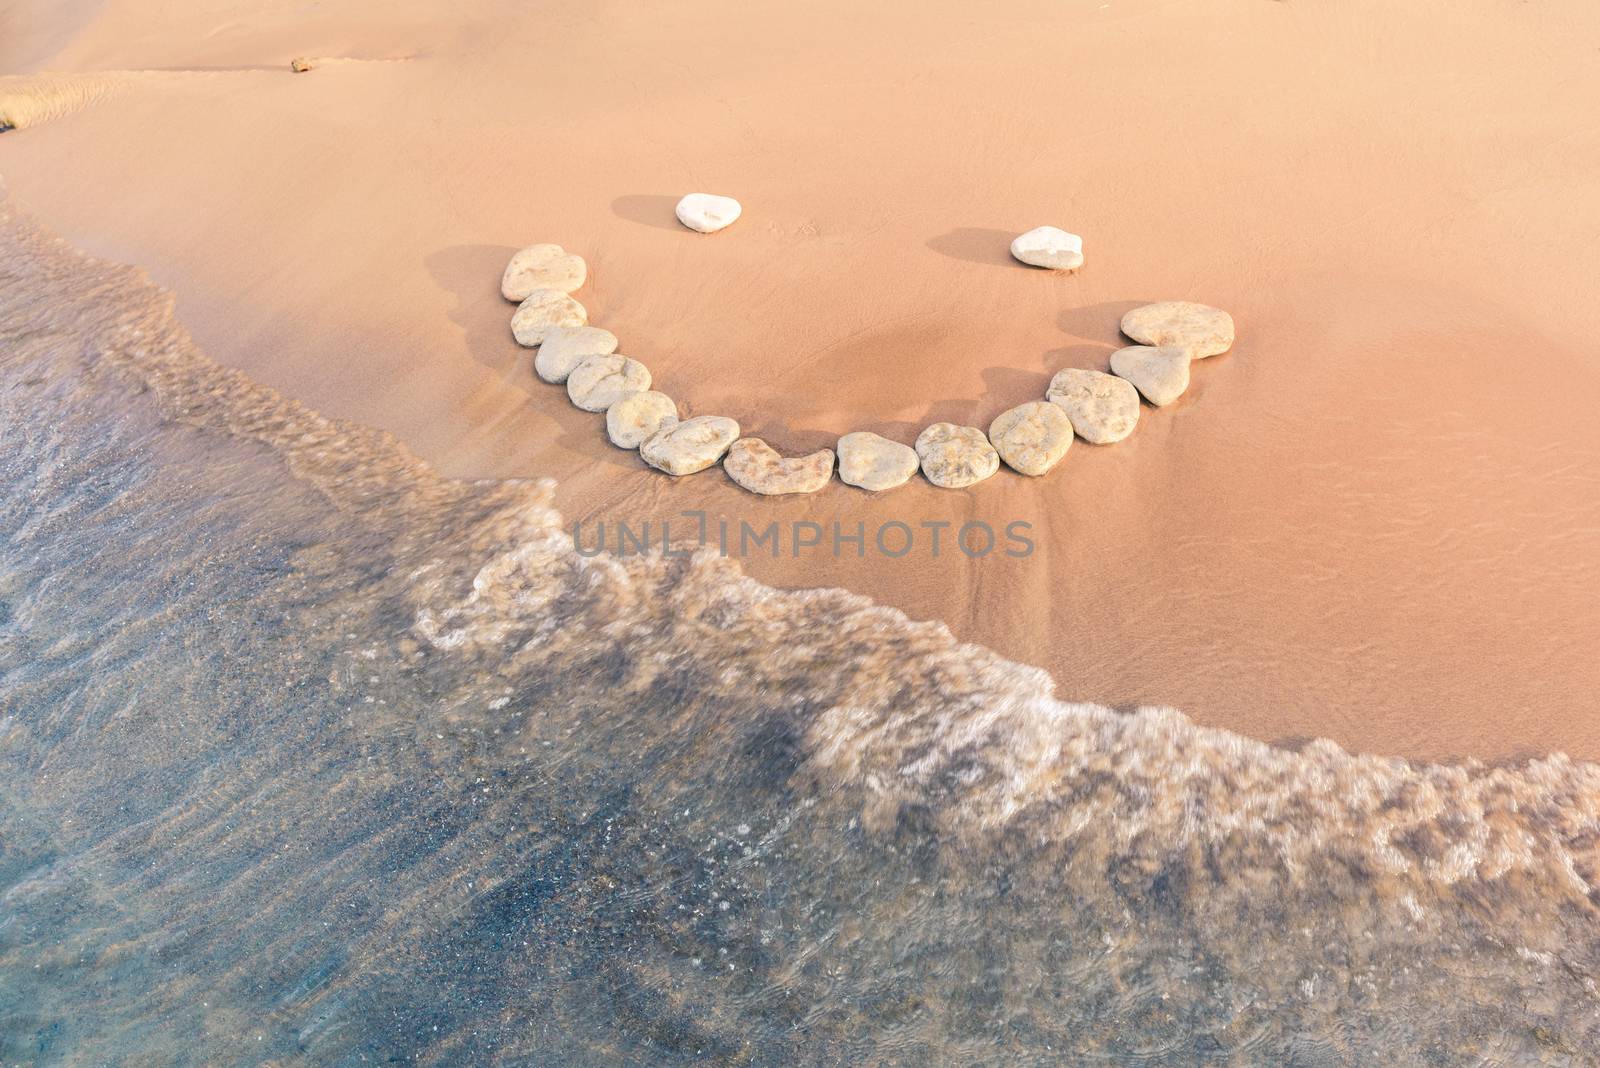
xmin=9 ymin=3 xmax=1600 ymax=1061
xmin=4 ymin=0 xmax=1599 ymax=761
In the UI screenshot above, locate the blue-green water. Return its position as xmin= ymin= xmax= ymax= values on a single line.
xmin=2 ymin=194 xmax=1598 ymax=1065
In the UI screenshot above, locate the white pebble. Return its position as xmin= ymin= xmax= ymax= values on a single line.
xmin=676 ymin=193 xmax=742 ymax=233
xmin=1010 ymin=226 xmax=1083 ymax=271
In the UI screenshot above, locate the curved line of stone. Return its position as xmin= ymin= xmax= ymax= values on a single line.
xmin=500 ymin=242 xmax=1235 ymax=495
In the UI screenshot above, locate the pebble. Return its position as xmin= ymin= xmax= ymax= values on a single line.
xmin=724 ymin=439 xmax=835 ymax=495
xmin=675 ymin=194 xmax=742 ymax=233
xmin=1109 ymin=344 xmax=1191 ymax=406
xmin=534 ymin=326 xmax=618 ymax=383
xmin=988 ymin=401 xmax=1074 ymax=475
xmin=914 ymin=423 xmax=1000 ymax=488
xmin=836 ymin=431 xmax=920 ymax=491
xmin=641 ymin=416 xmax=741 ymax=475
xmin=1120 ymin=300 xmax=1234 ymax=357
xmin=1010 ymin=226 xmax=1084 ymax=270
xmin=502 ymin=244 xmax=586 ymax=301
xmin=566 ymin=354 xmax=650 ymax=412
xmin=1046 ymin=368 xmax=1140 ymax=444
xmin=511 ymin=289 xmax=587 ymax=347
xmin=606 ymin=390 xmax=679 ymax=449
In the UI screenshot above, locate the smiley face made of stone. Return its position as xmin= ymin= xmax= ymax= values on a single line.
xmin=500 ymin=235 xmax=1233 ymax=495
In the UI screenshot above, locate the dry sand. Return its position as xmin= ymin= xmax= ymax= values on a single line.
xmin=3 ymin=0 xmax=1598 ymax=760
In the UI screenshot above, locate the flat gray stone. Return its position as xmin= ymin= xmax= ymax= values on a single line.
xmin=988 ymin=401 xmax=1074 ymax=475
xmin=1046 ymin=368 xmax=1139 ymax=444
xmin=1110 ymin=344 xmax=1191 ymax=407
xmin=511 ymin=289 xmax=587 ymax=347
xmin=566 ymin=354 xmax=650 ymax=412
xmin=724 ymin=439 xmax=834 ymax=495
xmin=606 ymin=390 xmax=679 ymax=449
xmin=502 ymin=244 xmax=586 ymax=301
xmin=914 ymin=423 xmax=1000 ymax=488
xmin=641 ymin=416 xmax=741 ymax=475
xmin=535 ymin=326 xmax=619 ymax=383
xmin=1120 ymin=301 xmax=1234 ymax=358
xmin=836 ymin=431 xmax=919 ymax=491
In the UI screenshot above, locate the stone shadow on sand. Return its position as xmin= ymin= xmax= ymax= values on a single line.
xmin=926 ymin=227 xmax=1022 ymax=268
xmin=1057 ymin=300 xmax=1148 ymax=343
xmin=611 ymin=194 xmax=684 ymax=232
xmin=1044 ymin=341 xmax=1119 ymax=374
xmin=425 ymin=242 xmax=528 ymax=380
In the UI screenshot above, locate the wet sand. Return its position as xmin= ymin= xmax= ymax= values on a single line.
xmin=3 ymin=0 xmax=1599 ymax=760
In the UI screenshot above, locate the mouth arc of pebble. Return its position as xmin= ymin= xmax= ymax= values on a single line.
xmin=502 ymin=241 xmax=1236 ymax=495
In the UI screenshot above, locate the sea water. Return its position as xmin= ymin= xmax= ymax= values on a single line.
xmin=1 ymin=192 xmax=1597 ymax=1065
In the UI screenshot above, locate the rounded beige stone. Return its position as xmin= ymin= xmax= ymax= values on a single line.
xmin=640 ymin=416 xmax=741 ymax=476
xmin=1110 ymin=344 xmax=1191 ymax=407
xmin=501 ymin=243 xmax=586 ymax=301
xmin=511 ymin=288 xmax=587 ymax=347
xmin=724 ymin=439 xmax=834 ymax=495
xmin=606 ymin=390 xmax=679 ymax=449
xmin=534 ymin=325 xmax=619 ymax=384
xmin=987 ymin=401 xmax=1074 ymax=476
xmin=836 ymin=431 xmax=919 ymax=491
xmin=565 ymin=354 xmax=650 ymax=412
xmin=914 ymin=423 xmax=1000 ymax=489
xmin=1046 ymin=368 xmax=1139 ymax=444
xmin=1120 ymin=301 xmax=1234 ymax=358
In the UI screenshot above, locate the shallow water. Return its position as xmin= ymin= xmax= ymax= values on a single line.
xmin=2 ymin=194 xmax=1598 ymax=1065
